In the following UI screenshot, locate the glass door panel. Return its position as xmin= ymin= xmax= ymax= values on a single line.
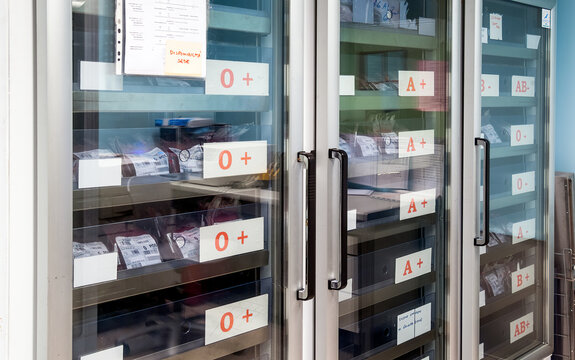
xmin=71 ymin=1 xmax=285 ymax=359
xmin=338 ymin=0 xmax=450 ymax=358
xmin=479 ymin=1 xmax=552 ymax=358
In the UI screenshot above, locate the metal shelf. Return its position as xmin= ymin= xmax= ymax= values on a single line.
xmin=348 ymin=214 xmax=436 ymax=255
xmin=73 ymin=250 xmax=269 ymax=309
xmin=490 ymin=145 xmax=537 ymax=160
xmin=482 ymin=44 xmax=538 ymax=59
xmin=73 ymin=4 xmax=271 ymax=35
xmin=482 ymin=97 xmax=537 ymax=108
xmin=137 ymin=327 xmax=270 ymax=360
xmin=74 ymin=179 xmax=277 ymax=212
xmin=73 ymin=92 xmax=269 ymax=113
xmin=340 ymin=93 xmax=418 ymax=111
xmin=480 ymin=239 xmax=537 ymax=266
xmin=353 ymin=330 xmax=436 ymax=360
xmin=339 ymin=272 xmax=436 ymax=318
xmin=341 ymin=25 xmax=437 ymax=50
xmin=480 ymin=285 xmax=536 ymax=318
xmin=490 ymin=191 xmax=537 ymax=211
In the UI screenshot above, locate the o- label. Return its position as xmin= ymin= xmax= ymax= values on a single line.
xmin=218 ymin=150 xmax=232 ymax=170
xmin=220 ymin=312 xmax=234 ymax=332
xmin=215 ymin=231 xmax=229 ymax=252
xmin=221 ymin=69 xmax=234 ymax=89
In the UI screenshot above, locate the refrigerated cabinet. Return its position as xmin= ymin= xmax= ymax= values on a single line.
xmin=69 ymin=1 xmax=285 ymax=359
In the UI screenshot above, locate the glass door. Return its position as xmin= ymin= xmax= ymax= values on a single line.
xmin=476 ymin=0 xmax=554 ymax=358
xmin=327 ymin=0 xmax=454 ymax=358
xmin=69 ymin=1 xmax=287 ymax=359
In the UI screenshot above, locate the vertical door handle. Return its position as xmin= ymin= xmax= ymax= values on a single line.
xmin=328 ymin=149 xmax=348 ymax=290
xmin=475 ymin=138 xmax=490 ymax=246
xmin=297 ymin=151 xmax=316 ymax=300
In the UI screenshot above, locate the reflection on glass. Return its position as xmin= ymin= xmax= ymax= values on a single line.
xmin=338 ymin=0 xmax=449 ymax=359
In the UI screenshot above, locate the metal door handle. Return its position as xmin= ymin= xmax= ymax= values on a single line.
xmin=297 ymin=151 xmax=316 ymax=300
xmin=475 ymin=138 xmax=490 ymax=246
xmin=328 ymin=148 xmax=348 ymax=290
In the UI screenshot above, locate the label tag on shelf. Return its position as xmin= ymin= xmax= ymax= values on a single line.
xmin=205 ymin=294 xmax=268 ymax=345
xmin=511 ymin=76 xmax=535 ymax=97
xmin=398 ymin=130 xmax=435 ymax=158
xmin=347 ymin=209 xmax=357 ymax=231
xmin=479 ymin=290 xmax=486 ymax=307
xmin=80 ymin=346 xmax=123 ymax=360
xmin=74 ymin=252 xmax=118 ymax=288
xmin=479 ymin=343 xmax=485 ymax=359
xmin=338 ymin=278 xmax=353 ymax=302
xmin=399 ymin=188 xmax=436 ymax=220
xmin=482 ymin=28 xmax=488 ymax=44
xmin=203 ymin=141 xmax=267 ymax=178
xmin=398 ymin=71 xmax=434 ymax=97
xmin=80 ymin=61 xmax=123 ymax=91
xmin=510 ymin=312 xmax=534 ymax=343
xmin=510 ymin=125 xmax=534 ymax=146
xmin=395 ymin=248 xmax=432 ymax=284
xmin=542 ymin=9 xmax=551 ymax=29
xmin=78 ymin=158 xmax=122 ymax=189
xmin=397 ymin=302 xmax=432 ymax=344
xmin=340 ymin=75 xmax=355 ymax=96
xmin=414 ymin=302 xmax=431 ymax=337
xmin=512 ymin=218 xmax=536 ymax=244
xmin=481 ymin=74 xmax=499 ymax=97
xmin=512 ymin=171 xmax=535 ymax=195
xmin=512 ymin=264 xmax=535 ymax=293
xmin=205 ymin=60 xmax=269 ymax=96
xmin=490 ymin=14 xmax=503 ymax=40
xmin=200 ymin=217 xmax=264 ymax=262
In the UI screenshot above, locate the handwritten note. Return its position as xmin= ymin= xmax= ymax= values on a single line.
xmin=164 ymin=40 xmax=204 ymax=77
xmin=123 ymin=0 xmax=207 ymax=78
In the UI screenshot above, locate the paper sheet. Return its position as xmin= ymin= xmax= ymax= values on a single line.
xmin=123 ymin=0 xmax=207 ymax=77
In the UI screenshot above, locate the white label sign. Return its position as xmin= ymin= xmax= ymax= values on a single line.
xmin=481 ymin=74 xmax=500 ymax=97
xmin=510 ymin=125 xmax=534 ymax=146
xmin=340 ymin=75 xmax=355 ymax=96
xmin=479 ymin=343 xmax=485 ymax=359
xmin=542 ymin=9 xmax=551 ymax=29
xmin=479 ymin=290 xmax=486 ymax=307
xmin=512 ymin=76 xmax=535 ymax=97
xmin=78 ymin=158 xmax=122 ymax=189
xmin=512 ymin=218 xmax=536 ymax=244
xmin=414 ymin=303 xmax=432 ymax=337
xmin=397 ymin=309 xmax=415 ymax=345
xmin=203 ymin=141 xmax=267 ymax=179
xmin=74 ymin=252 xmax=118 ymax=288
xmin=80 ymin=345 xmax=123 ymax=360
xmin=512 ymin=171 xmax=535 ymax=195
xmin=510 ymin=312 xmax=534 ymax=343
xmin=80 ymin=61 xmax=123 ymax=91
xmin=205 ymin=60 xmax=269 ymax=96
xmin=512 ymin=264 xmax=535 ymax=293
xmin=395 ymin=248 xmax=432 ymax=284
xmin=398 ymin=71 xmax=435 ymax=97
xmin=200 ymin=217 xmax=264 ymax=262
xmin=490 ymin=14 xmax=503 ymax=40
xmin=205 ymin=294 xmax=268 ymax=345
xmin=347 ymin=209 xmax=357 ymax=231
xmin=338 ymin=278 xmax=353 ymax=302
xmin=398 ymin=130 xmax=434 ymax=158
xmin=399 ymin=188 xmax=436 ymax=220
xmin=481 ymin=28 xmax=488 ymax=44
xmin=397 ymin=303 xmax=432 ymax=344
